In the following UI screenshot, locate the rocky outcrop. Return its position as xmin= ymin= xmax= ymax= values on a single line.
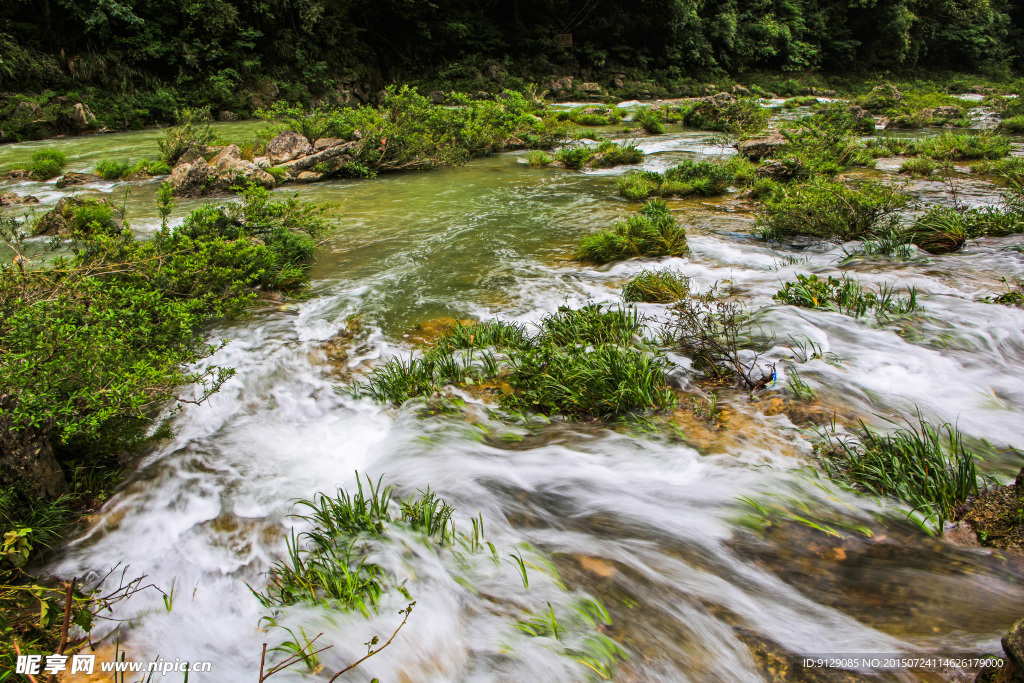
xmin=755 ymin=158 xmax=803 ymax=181
xmin=218 ymin=110 xmax=240 ymax=121
xmin=0 ymin=192 xmax=38 ymax=206
xmin=265 ymin=131 xmax=313 ymax=164
xmin=313 ymin=137 xmax=347 ymax=151
xmin=736 ymin=132 xmax=788 ymax=160
xmin=55 ymin=172 xmax=102 ymax=188
xmin=579 ymin=82 xmax=602 ymax=94
xmin=171 ymin=145 xmax=275 ymax=197
xmin=860 ymin=84 xmax=903 ymax=112
xmin=71 ymin=102 xmax=98 ymax=131
xmin=549 ymin=76 xmax=573 ymax=94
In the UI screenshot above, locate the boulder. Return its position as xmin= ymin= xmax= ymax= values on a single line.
xmin=253 ymin=156 xmax=271 ymax=169
xmin=549 ymin=76 xmax=573 ymax=93
xmin=731 ymin=85 xmax=751 ymax=96
xmin=313 ymin=137 xmax=346 ymax=151
xmin=0 ymin=395 xmax=66 ymax=500
xmin=579 ymin=82 xmax=602 ymax=94
xmin=169 ymin=161 xmax=216 ymax=198
xmin=5 ymin=169 xmax=28 ymax=180
xmin=214 ymin=160 xmax=275 ymax=192
xmin=55 ymin=172 xmax=102 ymax=189
xmin=473 ymin=91 xmax=491 ymax=100
xmin=276 ymin=140 xmax=362 ymax=175
xmin=1003 ymin=618 xmax=1024 ymax=677
xmin=710 ymin=92 xmax=738 ymax=106
xmin=736 ymin=132 xmax=788 ymax=161
xmin=0 ymin=192 xmax=38 ymax=206
xmin=34 ymin=210 xmax=67 ymax=236
xmin=819 ymin=89 xmax=838 ymax=97
xmin=428 ymin=90 xmax=445 ymax=105
xmin=218 ymin=110 xmax=240 ymax=122
xmin=210 ymin=144 xmax=243 ymax=172
xmin=265 ymin=131 xmax=313 ymax=165
xmin=71 ymin=102 xmax=98 ymax=130
xmin=175 ymin=147 xmax=204 ymax=167
xmin=846 ymin=105 xmax=872 ymax=121
xmin=295 ymin=171 xmax=323 ymax=183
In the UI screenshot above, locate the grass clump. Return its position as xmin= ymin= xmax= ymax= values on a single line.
xmin=552 ymin=141 xmax=643 ymax=170
xmin=616 ymin=156 xmax=752 ymax=200
xmin=817 ymin=416 xmax=980 ymax=531
xmin=773 ymin=273 xmax=920 ymax=318
xmin=255 ymin=476 xmax=454 ymax=614
xmin=776 ymin=105 xmax=876 ymax=177
xmin=756 ymin=178 xmax=910 ymax=242
xmin=617 ymin=170 xmax=663 ymax=200
xmin=978 ymin=277 xmax=1024 ymax=306
xmin=898 ymin=156 xmax=936 ymax=177
xmin=94 ymin=158 xmax=172 ymax=180
xmin=526 ymin=150 xmax=554 ymax=167
xmin=556 ymin=106 xmax=625 ymax=126
xmin=681 ymin=97 xmax=769 ymax=135
xmin=577 ymin=199 xmax=688 ymax=264
xmin=29 ymin=148 xmax=68 ymax=180
xmin=914 ymin=132 xmax=1010 ymax=160
xmin=634 ymin=108 xmax=665 ymax=134
xmin=782 ymin=96 xmax=820 ymax=109
xmin=621 ymin=270 xmax=691 ymax=303
xmin=360 ymin=304 xmax=678 ymax=420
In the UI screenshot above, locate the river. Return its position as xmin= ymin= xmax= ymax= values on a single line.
xmin=2 ymin=106 xmax=1024 ymax=682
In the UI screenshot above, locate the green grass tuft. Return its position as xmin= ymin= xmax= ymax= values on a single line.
xmin=577 ymin=199 xmax=688 ymax=264
xmin=621 ymin=270 xmax=691 ymax=303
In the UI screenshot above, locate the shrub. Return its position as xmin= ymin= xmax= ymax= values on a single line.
xmin=778 ymin=106 xmax=875 ymax=177
xmin=773 ymin=273 xmax=920 ymax=318
xmin=94 ymin=158 xmax=171 ymax=180
xmin=898 ymin=156 xmax=936 ymax=177
xmin=682 ymin=97 xmax=769 ymax=135
xmin=817 ymin=417 xmax=980 ymax=531
xmin=29 ymin=149 xmax=67 ymax=180
xmin=157 ymin=107 xmax=216 ymax=164
xmin=622 ymin=270 xmax=691 ymax=303
xmin=616 ymin=158 xmax=749 ymax=200
xmin=664 ymin=286 xmax=772 ymax=389
xmin=756 ymin=178 xmax=910 ymax=242
xmin=554 ymin=145 xmax=593 ymax=170
xmin=591 ymin=140 xmax=643 ymax=167
xmin=577 ymin=199 xmax=688 ymax=264
xmin=94 ymin=159 xmax=131 ymax=180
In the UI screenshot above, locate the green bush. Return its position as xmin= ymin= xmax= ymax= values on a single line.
xmin=617 ymin=170 xmax=663 ymax=200
xmin=93 ymin=158 xmax=171 ymax=180
xmin=555 ymin=145 xmax=594 ymax=170
xmin=621 ymin=270 xmax=691 ymax=303
xmin=577 ymin=199 xmax=688 ymax=264
xmin=29 ymin=149 xmax=68 ymax=180
xmin=591 ymin=140 xmax=643 ymax=167
xmin=756 ymin=178 xmax=910 ymax=242
xmin=526 ymin=150 xmax=553 ymax=166
xmin=616 ymin=157 xmax=750 ymax=200
xmin=682 ymin=97 xmax=769 ymax=135
xmin=158 ymin=107 xmax=215 ymax=164
xmin=634 ymin=108 xmax=665 ymax=134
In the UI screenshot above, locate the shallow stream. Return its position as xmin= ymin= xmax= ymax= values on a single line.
xmin=3 ymin=109 xmax=1024 ymax=682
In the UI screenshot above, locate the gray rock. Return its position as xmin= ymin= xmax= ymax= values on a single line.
xmin=295 ymin=171 xmax=323 ymax=183
xmin=486 ymin=64 xmax=505 ymax=81
xmin=732 ymin=85 xmax=751 ymax=96
xmin=549 ymin=76 xmax=573 ymax=93
xmin=1003 ymin=617 xmax=1024 ymax=677
xmin=71 ymin=102 xmax=98 ymax=130
xmin=253 ymin=156 xmax=271 ymax=169
xmin=265 ymin=131 xmax=313 ymax=165
xmin=55 ymin=172 xmax=102 ymax=189
xmin=218 ymin=110 xmax=240 ymax=122
xmin=736 ymin=132 xmax=788 ymax=161
xmin=579 ymin=82 xmax=602 ymax=94
xmin=934 ymin=105 xmax=962 ymax=119
xmin=169 ymin=161 xmax=216 ymax=198
xmin=210 ymin=144 xmax=243 ymax=172
xmin=0 ymin=192 xmax=38 ymax=206
xmin=214 ymin=160 xmax=275 ymax=192
xmin=428 ymin=90 xmax=445 ymax=105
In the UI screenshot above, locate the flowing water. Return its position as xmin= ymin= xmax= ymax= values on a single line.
xmin=3 ymin=111 xmax=1024 ymax=682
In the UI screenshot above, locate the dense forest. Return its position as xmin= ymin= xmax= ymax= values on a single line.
xmin=2 ymin=0 xmax=1023 ymax=104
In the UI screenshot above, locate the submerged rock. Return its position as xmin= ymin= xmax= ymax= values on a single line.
xmin=265 ymin=131 xmax=313 ymax=164
xmin=55 ymin=172 xmax=102 ymax=188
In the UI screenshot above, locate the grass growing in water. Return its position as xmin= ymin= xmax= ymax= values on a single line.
xmin=577 ymin=200 xmax=688 ymax=264
xmin=898 ymin=156 xmax=936 ymax=177
xmin=94 ymin=158 xmax=172 ymax=179
xmin=773 ymin=273 xmax=920 ymax=319
xmin=914 ymin=132 xmax=1010 ymax=160
xmin=621 ymin=270 xmax=691 ymax=303
xmin=359 ymin=304 xmax=678 ymax=420
xmin=29 ymin=149 xmax=68 ymax=180
xmin=552 ymin=141 xmax=643 ymax=170
xmin=817 ymin=417 xmax=981 ymax=531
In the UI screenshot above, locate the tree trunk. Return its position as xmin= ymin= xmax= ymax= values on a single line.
xmin=0 ymin=394 xmax=66 ymax=500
